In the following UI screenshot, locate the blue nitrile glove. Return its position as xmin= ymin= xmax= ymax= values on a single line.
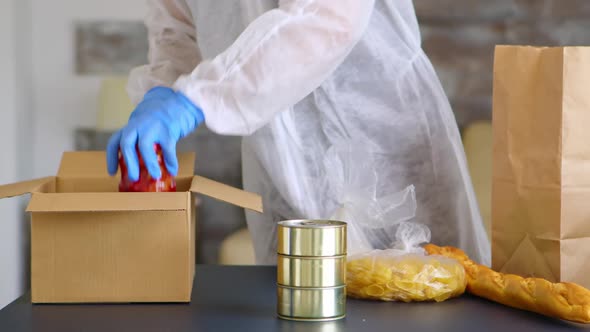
xmin=107 ymin=86 xmax=204 ymax=181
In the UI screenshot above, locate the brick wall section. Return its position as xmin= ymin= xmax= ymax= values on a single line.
xmin=415 ymin=0 xmax=590 ymax=127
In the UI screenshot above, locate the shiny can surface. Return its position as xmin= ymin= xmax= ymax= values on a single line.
xmin=277 ymin=285 xmax=346 ymax=321
xmin=277 ymin=220 xmax=346 ymax=257
xmin=277 ymin=254 xmax=346 ymax=288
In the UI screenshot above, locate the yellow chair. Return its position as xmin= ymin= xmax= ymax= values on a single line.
xmin=218 ymin=122 xmax=493 ymax=265
xmin=462 ymin=122 xmax=492 ymax=239
xmin=218 ymin=228 xmax=256 ymax=265
xmin=96 ymin=76 xmax=134 ymax=131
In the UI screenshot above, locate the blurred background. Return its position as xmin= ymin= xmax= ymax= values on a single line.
xmin=1 ymin=0 xmax=590 ymax=309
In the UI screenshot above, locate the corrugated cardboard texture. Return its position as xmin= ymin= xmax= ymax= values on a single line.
xmin=0 ymin=177 xmax=55 ymax=198
xmin=57 ymin=151 xmax=196 ymax=178
xmin=31 ymin=211 xmax=192 ymax=303
xmin=27 ymin=192 xmax=189 ymax=212
xmin=56 ymin=152 xmax=195 ymax=193
xmin=492 ymin=46 xmax=590 ymax=288
xmin=188 ymin=192 xmax=196 ymax=283
xmin=176 ymin=177 xmax=193 ymax=192
xmin=57 ymin=177 xmax=118 ymax=193
xmin=190 ymin=175 xmax=263 ymax=213
xmin=55 ymin=176 xmax=196 ymax=194
xmin=0 ymin=151 xmax=262 ymax=303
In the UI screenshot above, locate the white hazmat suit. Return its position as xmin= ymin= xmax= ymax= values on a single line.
xmin=127 ymin=0 xmax=491 ymax=265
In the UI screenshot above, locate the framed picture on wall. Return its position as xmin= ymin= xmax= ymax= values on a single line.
xmin=74 ymin=20 xmax=148 ymax=75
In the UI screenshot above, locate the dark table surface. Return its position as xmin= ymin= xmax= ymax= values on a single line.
xmin=0 ymin=265 xmax=587 ymax=332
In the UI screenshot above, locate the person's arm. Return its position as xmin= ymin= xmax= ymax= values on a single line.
xmin=108 ymin=0 xmax=375 ymax=180
xmin=107 ymin=0 xmax=203 ymax=180
xmin=127 ymin=0 xmax=202 ymax=105
xmin=173 ymin=0 xmax=376 ymax=136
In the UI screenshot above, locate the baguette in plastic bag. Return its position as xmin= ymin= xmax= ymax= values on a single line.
xmin=425 ymin=244 xmax=590 ymax=323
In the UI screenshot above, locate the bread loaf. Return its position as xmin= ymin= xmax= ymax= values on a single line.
xmin=424 ymin=244 xmax=590 ymax=324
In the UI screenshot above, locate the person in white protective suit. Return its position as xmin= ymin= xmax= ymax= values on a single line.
xmin=106 ymin=0 xmax=491 ymax=266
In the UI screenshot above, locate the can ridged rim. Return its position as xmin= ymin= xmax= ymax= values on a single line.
xmin=277 ymin=314 xmax=346 ymax=322
xmin=277 ymin=284 xmax=346 ymax=291
xmin=277 ymin=253 xmax=347 ymax=260
xmin=277 ymin=252 xmax=348 ymax=258
xmin=278 ymin=220 xmax=347 ymax=229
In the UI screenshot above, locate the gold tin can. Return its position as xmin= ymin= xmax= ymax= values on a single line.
xmin=277 ymin=254 xmax=346 ymax=288
xmin=277 ymin=285 xmax=346 ymax=321
xmin=277 ymin=220 xmax=346 ymax=257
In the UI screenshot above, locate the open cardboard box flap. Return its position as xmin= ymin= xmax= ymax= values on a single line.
xmin=57 ymin=151 xmax=196 ymax=178
xmin=0 ymin=151 xmax=263 ymax=213
xmin=190 ymin=175 xmax=262 ymax=212
xmin=0 ymin=176 xmax=55 ymax=199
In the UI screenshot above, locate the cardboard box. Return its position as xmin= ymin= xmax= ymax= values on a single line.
xmin=0 ymin=151 xmax=263 ymax=303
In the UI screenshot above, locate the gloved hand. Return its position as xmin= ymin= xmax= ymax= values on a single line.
xmin=107 ymin=86 xmax=204 ymax=181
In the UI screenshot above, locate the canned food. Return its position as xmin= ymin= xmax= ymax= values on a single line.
xmin=277 ymin=220 xmax=346 ymax=257
xmin=277 ymin=285 xmax=346 ymax=321
xmin=277 ymin=254 xmax=346 ymax=288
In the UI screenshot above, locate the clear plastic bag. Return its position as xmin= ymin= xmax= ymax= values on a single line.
xmin=324 ymin=143 xmax=467 ymax=302
xmin=345 ymin=223 xmax=467 ymax=302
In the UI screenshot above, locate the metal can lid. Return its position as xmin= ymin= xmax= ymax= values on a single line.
xmin=277 ymin=219 xmax=347 ymax=257
xmin=277 ymin=284 xmax=346 ymax=291
xmin=278 ymin=220 xmax=346 ymax=229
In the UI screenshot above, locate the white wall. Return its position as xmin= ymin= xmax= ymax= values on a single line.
xmin=31 ymin=0 xmax=146 ymax=178
xmin=0 ymin=0 xmax=24 ymax=309
xmin=0 ymin=0 xmax=147 ymax=309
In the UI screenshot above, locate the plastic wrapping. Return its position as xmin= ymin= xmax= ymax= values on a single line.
xmin=119 ymin=144 xmax=177 ymax=192
xmin=128 ymin=0 xmax=491 ymax=265
xmin=346 ymin=223 xmax=467 ymax=302
xmin=320 ymin=144 xmax=466 ymax=302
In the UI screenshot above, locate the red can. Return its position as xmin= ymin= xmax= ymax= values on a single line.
xmin=118 ymin=144 xmax=177 ymax=192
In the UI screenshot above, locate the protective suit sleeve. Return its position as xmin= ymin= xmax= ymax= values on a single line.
xmin=173 ymin=0 xmax=376 ymax=136
xmin=127 ymin=0 xmax=202 ymax=105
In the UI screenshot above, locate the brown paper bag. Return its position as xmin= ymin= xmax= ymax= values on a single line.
xmin=492 ymin=45 xmax=590 ymax=288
